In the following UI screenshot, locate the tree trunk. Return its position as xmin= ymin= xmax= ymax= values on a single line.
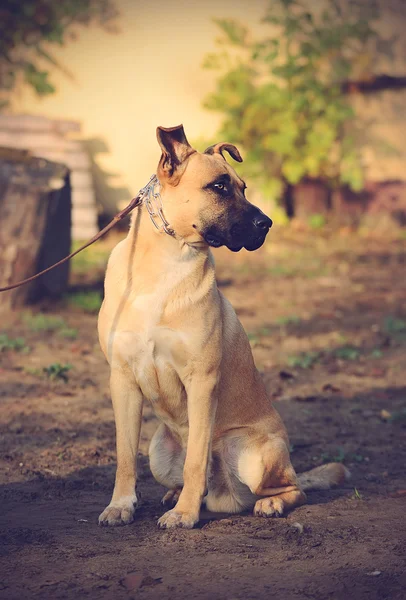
xmin=0 ymin=149 xmax=71 ymax=313
xmin=282 ymin=181 xmax=295 ymax=218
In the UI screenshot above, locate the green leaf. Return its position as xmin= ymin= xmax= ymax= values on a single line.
xmin=201 ymin=0 xmax=381 ymax=203
xmin=213 ymin=18 xmax=249 ymax=46
xmin=23 ymin=63 xmax=55 ymax=96
xmin=282 ymin=160 xmax=306 ymax=184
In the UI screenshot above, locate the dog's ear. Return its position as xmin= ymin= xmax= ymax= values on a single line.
xmin=204 ymin=142 xmax=243 ymax=163
xmin=156 ymin=125 xmax=195 ymax=184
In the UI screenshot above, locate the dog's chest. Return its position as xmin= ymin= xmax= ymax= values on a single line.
xmin=113 ymin=320 xmax=189 ymax=429
xmin=105 ymin=254 xmax=205 ymax=432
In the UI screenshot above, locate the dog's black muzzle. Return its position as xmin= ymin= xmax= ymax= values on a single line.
xmin=204 ymin=207 xmax=273 ymax=252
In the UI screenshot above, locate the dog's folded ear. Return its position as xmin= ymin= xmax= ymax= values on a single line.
xmin=157 ymin=125 xmax=196 ymax=184
xmin=204 ymin=143 xmax=243 ymax=163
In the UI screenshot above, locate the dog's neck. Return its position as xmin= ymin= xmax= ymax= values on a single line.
xmin=125 ymin=201 xmax=215 ymax=299
xmin=129 ymin=202 xmax=201 ymax=255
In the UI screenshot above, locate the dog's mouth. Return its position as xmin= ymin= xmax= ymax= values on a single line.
xmin=241 ymin=235 xmax=267 ymax=252
xmin=204 ymin=233 xmax=267 ymax=253
xmin=227 ymin=236 xmax=266 ymax=252
xmin=228 ymin=244 xmax=244 ymax=253
xmin=203 ymin=213 xmax=272 ymax=252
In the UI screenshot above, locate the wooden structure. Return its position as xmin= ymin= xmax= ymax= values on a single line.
xmin=0 ymin=114 xmax=97 ymax=240
xmin=0 ymin=149 xmax=71 ymax=312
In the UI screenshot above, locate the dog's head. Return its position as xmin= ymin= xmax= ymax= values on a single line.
xmin=156 ymin=124 xmax=272 ymax=252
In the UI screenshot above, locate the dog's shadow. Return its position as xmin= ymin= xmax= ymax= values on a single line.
xmin=0 ymin=454 xmax=352 ymax=540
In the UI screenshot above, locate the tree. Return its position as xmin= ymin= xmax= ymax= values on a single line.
xmin=0 ymin=0 xmax=118 ymax=108
xmin=202 ymin=0 xmax=385 ymax=212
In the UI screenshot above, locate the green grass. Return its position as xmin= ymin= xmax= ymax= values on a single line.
xmin=258 ymin=327 xmax=273 ymax=336
xmin=287 ymin=351 xmax=320 ymax=369
xmin=43 ymin=363 xmax=72 ymax=382
xmin=275 ymin=315 xmax=301 ymax=326
xmin=248 ymin=317 xmax=301 ymax=343
xmin=24 ymin=367 xmax=42 ymax=377
xmin=287 ymin=345 xmax=365 ymax=369
xmin=58 ymin=327 xmax=78 ymax=340
xmin=319 ymin=447 xmax=364 ymax=464
xmin=353 ymin=487 xmax=363 ymax=500
xmin=308 ymin=213 xmax=327 ymax=229
xmin=267 ymin=265 xmax=297 ymax=277
xmin=66 ymin=291 xmax=103 ymax=313
xmin=23 ymin=312 xmax=65 ymax=332
xmin=384 ymin=316 xmax=406 ymax=334
xmin=0 ymin=334 xmax=30 ymax=353
xmin=335 ymin=333 xmax=348 ymax=344
xmin=334 ymin=346 xmax=360 ymax=361
xmin=248 ymin=326 xmax=273 ymax=344
xmin=387 ymin=408 xmax=406 ymax=423
xmin=320 ymin=448 xmax=346 ymax=463
xmin=70 ymin=242 xmax=110 ymax=276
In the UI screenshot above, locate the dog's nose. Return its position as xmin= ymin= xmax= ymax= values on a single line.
xmin=253 ymin=214 xmax=273 ymax=230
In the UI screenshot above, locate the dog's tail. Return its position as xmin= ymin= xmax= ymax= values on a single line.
xmin=297 ymin=463 xmax=351 ymax=492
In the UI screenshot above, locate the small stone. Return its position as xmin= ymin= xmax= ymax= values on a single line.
xmin=121 ymin=573 xmax=143 ymax=592
xmin=291 ymin=522 xmax=304 ymax=534
xmin=364 ymin=474 xmax=380 ymax=482
xmin=217 ymin=518 xmax=233 ymax=526
xmin=367 ymin=570 xmax=381 ymax=577
xmin=389 ymin=490 xmax=406 ymax=498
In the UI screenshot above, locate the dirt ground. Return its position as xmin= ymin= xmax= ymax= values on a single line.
xmin=0 ymin=227 xmax=405 ymax=600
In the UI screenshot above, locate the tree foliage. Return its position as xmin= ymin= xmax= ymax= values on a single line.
xmin=203 ymin=0 xmax=381 ymax=197
xmin=0 ymin=0 xmax=118 ymax=107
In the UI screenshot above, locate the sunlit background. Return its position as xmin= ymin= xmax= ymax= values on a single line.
xmin=5 ymin=0 xmax=406 ymax=227
xmin=10 ymin=0 xmax=270 ymax=199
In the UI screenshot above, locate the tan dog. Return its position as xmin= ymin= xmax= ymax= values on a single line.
xmin=98 ymin=125 xmax=349 ymax=529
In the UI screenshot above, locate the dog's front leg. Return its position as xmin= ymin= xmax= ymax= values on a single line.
xmin=99 ymin=367 xmax=143 ymax=526
xmin=158 ymin=376 xmax=217 ymax=529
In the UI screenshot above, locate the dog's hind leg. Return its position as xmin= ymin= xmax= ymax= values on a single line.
xmin=205 ymin=448 xmax=254 ymax=514
xmin=237 ymin=436 xmax=306 ymax=517
xmin=149 ymin=424 xmax=185 ymax=505
xmin=161 ymin=488 xmax=182 ymax=507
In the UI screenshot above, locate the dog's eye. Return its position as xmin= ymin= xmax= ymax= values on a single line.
xmin=214 ymin=182 xmax=227 ymax=192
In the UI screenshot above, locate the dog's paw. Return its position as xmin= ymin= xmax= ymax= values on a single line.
xmin=98 ymin=494 xmax=138 ymax=526
xmin=161 ymin=489 xmax=181 ymax=507
xmin=157 ymin=509 xmax=198 ymax=530
xmin=253 ymin=496 xmax=285 ymax=518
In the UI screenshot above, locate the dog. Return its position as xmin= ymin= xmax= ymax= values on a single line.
xmin=98 ymin=125 xmax=349 ymax=529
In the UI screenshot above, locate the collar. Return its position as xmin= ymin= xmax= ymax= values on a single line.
xmin=138 ymin=174 xmax=175 ymax=237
